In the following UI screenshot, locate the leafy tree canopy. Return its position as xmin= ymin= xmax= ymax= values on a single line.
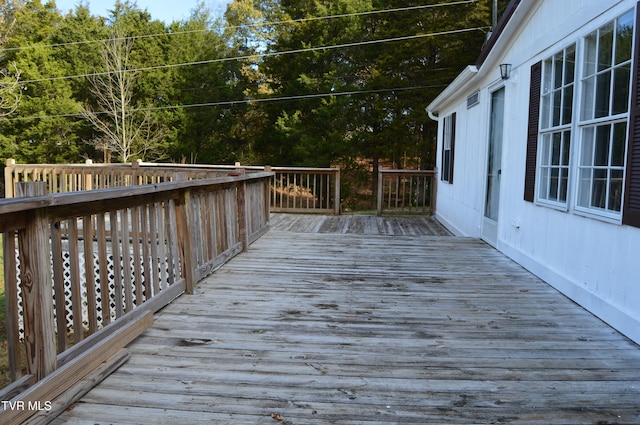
xmin=0 ymin=0 xmax=508 ymax=184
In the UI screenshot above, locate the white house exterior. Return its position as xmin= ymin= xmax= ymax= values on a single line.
xmin=427 ymin=0 xmax=640 ymax=344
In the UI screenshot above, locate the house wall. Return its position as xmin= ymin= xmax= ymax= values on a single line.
xmin=434 ymin=0 xmax=640 ymax=344
xmin=435 ymin=96 xmax=487 ymax=237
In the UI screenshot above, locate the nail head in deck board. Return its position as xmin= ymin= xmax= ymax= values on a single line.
xmin=52 ymin=214 xmax=640 ymax=424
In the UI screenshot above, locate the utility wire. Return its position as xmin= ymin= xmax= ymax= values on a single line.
xmin=0 ymin=0 xmax=478 ymax=53
xmin=16 ymin=26 xmax=487 ymax=85
xmin=5 ymin=84 xmax=449 ymax=121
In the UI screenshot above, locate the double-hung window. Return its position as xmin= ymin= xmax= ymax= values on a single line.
xmin=577 ymin=11 xmax=634 ymax=217
xmin=538 ymin=45 xmax=576 ymax=205
xmin=529 ymin=9 xmax=635 ymax=223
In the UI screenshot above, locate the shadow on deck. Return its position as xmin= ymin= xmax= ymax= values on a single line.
xmin=53 ymin=214 xmax=640 ymax=424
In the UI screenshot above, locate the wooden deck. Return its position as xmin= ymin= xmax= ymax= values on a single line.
xmin=269 ymin=213 xmax=451 ymax=236
xmin=52 ymin=214 xmax=640 ymax=424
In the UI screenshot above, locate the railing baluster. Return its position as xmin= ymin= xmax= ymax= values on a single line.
xmin=166 ymin=199 xmax=179 ymax=285
xmin=110 ymin=211 xmax=124 ymax=319
xmin=68 ymin=218 xmax=84 ymax=343
xmin=157 ymin=203 xmax=168 ymax=290
xmin=121 ymin=209 xmax=133 ymax=313
xmin=140 ymin=206 xmax=152 ymax=304
xmin=326 ymin=173 xmax=330 ymax=211
xmin=3 ymin=230 xmax=20 ymax=380
xmin=50 ymin=221 xmax=67 ymax=353
xmin=96 ymin=213 xmax=111 ymax=326
xmin=131 ymin=207 xmax=144 ymax=306
xmin=387 ymin=175 xmax=392 ymax=210
xmin=148 ymin=204 xmax=160 ymax=297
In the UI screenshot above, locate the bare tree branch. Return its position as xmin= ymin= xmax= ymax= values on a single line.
xmin=83 ymin=26 xmax=165 ymax=162
xmin=0 ymin=1 xmax=21 ymax=117
xmin=0 ymin=63 xmax=21 ymax=116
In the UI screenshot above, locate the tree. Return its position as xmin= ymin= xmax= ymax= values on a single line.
xmin=0 ymin=63 xmax=21 ymax=116
xmin=164 ymin=3 xmax=247 ymax=164
xmin=0 ymin=0 xmax=86 ymax=163
xmin=82 ymin=27 xmax=165 ymax=162
xmin=244 ymin=0 xmax=499 ymax=207
xmin=0 ymin=0 xmax=21 ymax=117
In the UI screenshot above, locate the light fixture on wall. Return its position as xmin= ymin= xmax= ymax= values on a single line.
xmin=499 ymin=63 xmax=512 ymax=80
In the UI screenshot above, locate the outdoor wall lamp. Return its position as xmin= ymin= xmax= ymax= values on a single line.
xmin=500 ymin=63 xmax=512 ymax=80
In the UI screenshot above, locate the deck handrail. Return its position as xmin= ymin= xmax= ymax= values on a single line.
xmin=376 ymin=169 xmax=437 ymax=216
xmin=0 ymin=172 xmax=272 ymax=424
xmin=4 ymin=159 xmax=341 ymax=214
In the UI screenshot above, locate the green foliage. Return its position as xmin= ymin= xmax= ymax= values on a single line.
xmin=246 ymin=0 xmax=497 ymax=171
xmin=0 ymin=0 xmax=506 ymax=170
xmin=0 ymin=1 xmax=86 ymax=162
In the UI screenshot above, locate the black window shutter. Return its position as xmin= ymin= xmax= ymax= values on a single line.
xmin=623 ymin=5 xmax=640 ymax=228
xmin=449 ymin=112 xmax=456 ymax=184
xmin=524 ymin=61 xmax=542 ymax=202
xmin=441 ymin=118 xmax=447 ymax=181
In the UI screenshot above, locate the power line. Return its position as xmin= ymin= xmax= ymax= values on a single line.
xmin=15 ymin=26 xmax=487 ymax=85
xmin=5 ymin=84 xmax=449 ymax=122
xmin=0 ymin=0 xmax=478 ymax=53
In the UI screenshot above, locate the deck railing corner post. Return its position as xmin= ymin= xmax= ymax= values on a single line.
xmin=431 ymin=170 xmax=437 ymax=217
xmin=15 ymin=181 xmax=57 ymax=381
xmin=5 ymin=158 xmax=16 ymax=198
xmin=334 ymin=167 xmax=341 ymax=215
xmin=376 ymin=170 xmax=383 ymax=216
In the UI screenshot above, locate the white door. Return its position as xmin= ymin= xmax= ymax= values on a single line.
xmin=482 ymin=87 xmax=505 ymax=246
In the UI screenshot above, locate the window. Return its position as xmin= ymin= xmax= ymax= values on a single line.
xmin=537 ymin=45 xmax=576 ymax=205
xmin=525 ymin=10 xmax=637 ymax=224
xmin=577 ymin=11 xmax=634 ymax=216
xmin=441 ymin=113 xmax=456 ymax=183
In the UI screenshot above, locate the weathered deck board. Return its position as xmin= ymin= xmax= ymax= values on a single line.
xmin=269 ymin=213 xmax=452 ymax=236
xmin=53 ymin=215 xmax=640 ymax=424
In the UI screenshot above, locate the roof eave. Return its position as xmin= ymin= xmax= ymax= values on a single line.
xmin=426 ymin=65 xmax=478 ymax=118
xmin=426 ymin=0 xmax=540 ymax=118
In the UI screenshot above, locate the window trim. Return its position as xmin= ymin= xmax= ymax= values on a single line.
xmin=573 ymin=10 xmax=635 ymax=222
xmin=525 ymin=8 xmax=639 ymax=228
xmin=535 ymin=44 xmax=577 ymax=209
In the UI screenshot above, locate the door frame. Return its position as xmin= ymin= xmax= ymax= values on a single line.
xmin=481 ymin=83 xmax=507 ymax=246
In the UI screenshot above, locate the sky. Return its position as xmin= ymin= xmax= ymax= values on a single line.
xmin=55 ymin=0 xmax=233 ymax=23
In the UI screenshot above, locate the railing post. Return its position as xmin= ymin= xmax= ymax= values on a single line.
xmin=376 ymin=170 xmax=383 ymax=216
xmin=15 ymin=181 xmax=57 ymax=381
xmin=5 ymin=158 xmax=16 ymax=198
xmin=264 ymin=167 xmax=272 ymax=222
xmin=237 ymin=179 xmax=249 ymax=252
xmin=174 ymin=173 xmax=196 ymax=295
xmin=430 ymin=171 xmax=437 ymax=216
xmin=84 ymin=159 xmax=93 ymax=191
xmin=234 ymin=161 xmax=245 ymax=175
xmin=130 ymin=159 xmax=142 ymax=186
xmin=334 ymin=167 xmax=341 ymax=215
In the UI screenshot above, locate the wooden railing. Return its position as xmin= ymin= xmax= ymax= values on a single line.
xmin=0 ymin=172 xmax=271 ymax=424
xmin=4 ymin=159 xmax=341 ymax=214
xmin=265 ymin=166 xmax=340 ymax=214
xmin=377 ymin=169 xmax=436 ymax=216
